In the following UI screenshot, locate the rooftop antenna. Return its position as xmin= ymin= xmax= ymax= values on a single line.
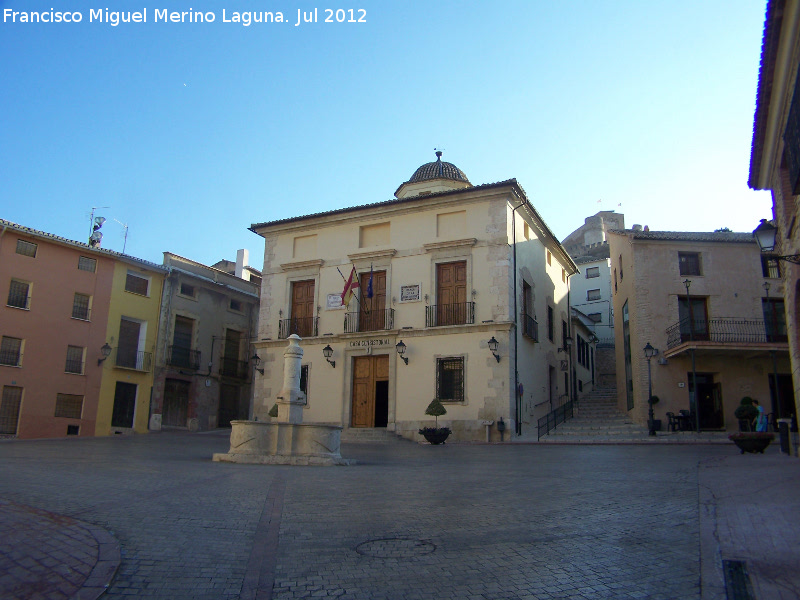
xmin=113 ymin=218 xmax=129 ymax=253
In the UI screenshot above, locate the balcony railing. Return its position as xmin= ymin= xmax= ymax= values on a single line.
xmin=426 ymin=302 xmax=475 ymax=327
xmin=220 ymin=356 xmax=249 ymax=379
xmin=666 ymin=318 xmax=785 ymax=349
xmin=115 ymin=349 xmax=153 ymax=372
xmin=279 ymin=317 xmax=318 ymax=339
xmin=521 ymin=312 xmax=538 ymax=341
xmin=167 ymin=346 xmax=201 ymax=370
xmin=344 ymin=309 xmax=395 ymax=333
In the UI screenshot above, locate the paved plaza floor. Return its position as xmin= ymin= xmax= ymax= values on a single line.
xmin=0 ymin=431 xmax=798 ymax=600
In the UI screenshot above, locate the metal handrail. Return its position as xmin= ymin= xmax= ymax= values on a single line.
xmin=665 ymin=317 xmax=785 ymax=349
xmin=344 ymin=309 xmax=395 ymax=333
xmin=521 ymin=312 xmax=538 ymax=341
xmin=537 ymin=400 xmax=574 ymax=439
xmin=220 ymin=357 xmax=249 ymax=379
xmin=167 ymin=346 xmax=201 ymax=370
xmin=425 ymin=302 xmax=475 ymax=327
xmin=279 ymin=317 xmax=318 ymax=339
xmin=115 ymin=349 xmax=153 ymax=372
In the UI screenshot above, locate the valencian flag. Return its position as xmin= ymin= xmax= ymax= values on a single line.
xmin=366 ymin=264 xmax=374 ymax=299
xmin=341 ymin=267 xmax=359 ymax=306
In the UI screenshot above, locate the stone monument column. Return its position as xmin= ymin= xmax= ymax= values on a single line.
xmin=276 ymin=334 xmax=305 ymax=424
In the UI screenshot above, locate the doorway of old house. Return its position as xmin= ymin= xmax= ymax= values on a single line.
xmin=218 ymin=384 xmax=240 ymax=428
xmin=162 ymin=379 xmax=189 ymax=427
xmin=689 ymin=373 xmax=723 ymax=430
xmin=769 ymin=374 xmax=797 ymax=425
xmin=351 ymin=355 xmax=389 ymax=427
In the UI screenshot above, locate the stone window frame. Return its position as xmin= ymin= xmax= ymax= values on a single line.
xmin=433 ymin=354 xmax=468 ymax=405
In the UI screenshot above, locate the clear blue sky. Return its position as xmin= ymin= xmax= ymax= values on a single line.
xmin=1 ymin=0 xmax=772 ymax=268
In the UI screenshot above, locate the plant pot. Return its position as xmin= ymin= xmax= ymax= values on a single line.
xmin=419 ymin=427 xmax=451 ymax=445
xmin=729 ymin=433 xmax=775 ymax=454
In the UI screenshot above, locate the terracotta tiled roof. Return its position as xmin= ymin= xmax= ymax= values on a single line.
xmin=608 ymin=229 xmax=756 ymax=243
xmin=408 ymin=158 xmax=470 ymax=184
xmin=0 ymin=218 xmax=167 ymax=271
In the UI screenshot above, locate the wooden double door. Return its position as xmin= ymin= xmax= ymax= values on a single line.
xmin=351 ymin=355 xmax=389 ymax=428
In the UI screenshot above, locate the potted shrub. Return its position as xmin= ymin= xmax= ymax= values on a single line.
xmin=419 ymin=399 xmax=451 ymax=444
xmin=734 ymin=397 xmax=759 ymax=432
xmin=729 ymin=432 xmax=775 ymax=454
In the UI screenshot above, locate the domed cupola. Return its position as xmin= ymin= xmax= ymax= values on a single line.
xmin=395 ymin=151 xmax=472 ymax=198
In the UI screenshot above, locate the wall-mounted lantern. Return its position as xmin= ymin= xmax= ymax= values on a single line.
xmin=322 ymin=344 xmax=336 ymax=368
xmin=395 ymin=340 xmax=408 ymax=365
xmin=487 ymin=336 xmax=500 ymax=362
xmin=97 ymin=343 xmax=112 ymax=366
xmin=251 ymin=352 xmax=264 ymax=375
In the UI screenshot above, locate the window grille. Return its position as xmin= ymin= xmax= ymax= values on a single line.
xmin=65 ymin=346 xmax=85 ymax=374
xmin=78 ymin=256 xmax=97 ymax=272
xmin=436 ymin=357 xmax=464 ymax=402
xmin=7 ymin=280 xmax=30 ymax=309
xmin=72 ymin=293 xmax=90 ymax=320
xmin=55 ymin=393 xmax=83 ymax=419
xmin=761 ymin=256 xmax=781 ymax=279
xmin=125 ymin=272 xmax=149 ymax=295
xmin=15 ymin=239 xmax=37 ymax=257
xmin=0 ymin=386 xmax=23 ymax=434
xmin=0 ymin=337 xmax=22 ymax=366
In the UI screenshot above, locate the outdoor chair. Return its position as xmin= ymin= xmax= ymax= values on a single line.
xmin=666 ymin=412 xmax=681 ymax=432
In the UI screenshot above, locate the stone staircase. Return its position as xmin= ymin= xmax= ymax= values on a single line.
xmin=538 ymin=385 xmax=651 ymax=442
xmin=537 ymin=385 xmax=731 ymax=443
xmin=339 ymin=427 xmax=411 ymax=443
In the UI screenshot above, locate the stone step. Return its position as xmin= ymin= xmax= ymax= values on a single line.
xmin=339 ymin=427 xmax=408 ymax=443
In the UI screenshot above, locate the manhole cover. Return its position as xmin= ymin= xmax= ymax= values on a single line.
xmin=355 ymin=538 xmax=436 ymax=558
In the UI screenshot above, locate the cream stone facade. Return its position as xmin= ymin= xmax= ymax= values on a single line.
xmin=250 ymin=155 xmax=578 ymax=441
xmin=608 ymin=229 xmax=794 ymax=432
xmin=749 ymin=0 xmax=800 ymax=431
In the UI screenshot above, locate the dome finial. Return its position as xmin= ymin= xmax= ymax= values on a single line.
xmin=434 ymin=148 xmax=443 ymax=160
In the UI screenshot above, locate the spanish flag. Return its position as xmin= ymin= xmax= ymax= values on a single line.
xmin=341 ymin=267 xmax=359 ymax=306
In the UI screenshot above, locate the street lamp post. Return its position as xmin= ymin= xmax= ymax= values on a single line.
xmin=683 ymin=278 xmax=700 ymax=433
xmin=763 ymin=281 xmax=783 ymax=418
xmin=644 ymin=342 xmax=658 ymax=436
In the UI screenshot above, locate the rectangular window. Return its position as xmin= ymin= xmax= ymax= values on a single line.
xmin=65 ymin=346 xmax=85 ymax=374
xmin=547 ymin=306 xmax=554 ymax=341
xmin=55 ymin=393 xmax=83 ymax=419
xmin=230 ymin=298 xmax=243 ymax=312
xmin=436 ymin=357 xmax=464 ymax=402
xmin=619 ymin=255 xmax=623 ymax=280
xmin=585 ymin=266 xmax=600 ymax=278
xmin=679 ymin=252 xmax=702 ymax=276
xmin=763 ymin=298 xmax=787 ymax=342
xmin=125 ymin=271 xmax=149 ymax=296
xmin=179 ymin=282 xmax=195 ymax=298
xmin=587 ymin=289 xmax=601 ymax=301
xmin=7 ymin=279 xmax=30 ymax=309
xmin=0 ymin=386 xmax=23 ymax=434
xmin=78 ymin=256 xmax=97 ymax=272
xmin=547 ymin=250 xmax=552 ymax=266
xmin=588 ymin=312 xmax=603 ymax=323
xmin=562 ymin=268 xmax=566 ymax=283
xmin=614 ymin=268 xmax=618 ymax=292
xmin=72 ymin=293 xmax=91 ymax=320
xmin=562 ymin=320 xmax=568 ymax=349
xmin=0 ymin=337 xmax=22 ymax=367
xmin=761 ymin=256 xmax=781 ymax=279
xmin=15 ymin=239 xmax=37 ymax=257
xmin=300 ymin=364 xmax=309 ymax=405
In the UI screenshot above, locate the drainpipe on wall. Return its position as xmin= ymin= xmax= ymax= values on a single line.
xmin=511 ymin=196 xmax=525 ymax=437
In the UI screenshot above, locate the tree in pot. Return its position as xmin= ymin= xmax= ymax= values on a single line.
xmin=419 ymin=399 xmax=451 ymax=444
xmin=734 ymin=397 xmax=759 ymax=432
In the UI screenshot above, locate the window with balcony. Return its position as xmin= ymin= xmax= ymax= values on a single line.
xmin=763 ymin=298 xmax=787 ymax=343
xmin=436 ymin=357 xmax=464 ymax=402
xmin=72 ymin=293 xmax=91 ymax=320
xmin=679 ymin=252 xmax=702 ymax=276
xmin=345 ymin=270 xmax=393 ymax=332
xmin=117 ymin=318 xmax=151 ymax=371
xmin=0 ymin=337 xmax=23 ymax=367
xmin=55 ymin=393 xmax=83 ymax=419
xmin=585 ymin=266 xmax=600 ymax=279
xmin=15 ymin=239 xmax=37 ymax=257
xmin=427 ymin=261 xmax=473 ymax=327
xmin=7 ymin=279 xmax=30 ymax=309
xmin=78 ymin=256 xmax=97 ymax=272
xmin=65 ymin=346 xmax=85 ymax=374
xmin=220 ymin=328 xmax=247 ymax=379
xmin=125 ymin=271 xmax=150 ymax=296
xmin=678 ymin=296 xmax=709 ymax=341
xmin=281 ymin=280 xmax=317 ymax=338
xmin=169 ymin=316 xmax=199 ymax=369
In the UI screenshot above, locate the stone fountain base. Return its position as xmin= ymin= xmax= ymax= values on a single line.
xmin=212 ymin=420 xmax=355 ymax=466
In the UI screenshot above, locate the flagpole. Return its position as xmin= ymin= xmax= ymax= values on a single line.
xmin=337 ymin=266 xmax=365 ymax=311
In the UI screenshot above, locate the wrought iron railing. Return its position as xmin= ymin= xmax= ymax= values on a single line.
xmin=344 ymin=309 xmax=395 ymax=333
xmin=279 ymin=317 xmax=318 ymax=339
xmin=115 ymin=349 xmax=153 ymax=372
xmin=537 ymin=399 xmax=574 ymax=440
xmin=665 ymin=318 xmax=785 ymax=349
xmin=220 ymin=357 xmax=249 ymax=379
xmin=425 ymin=302 xmax=475 ymax=327
xmin=521 ymin=312 xmax=538 ymax=341
xmin=167 ymin=346 xmax=201 ymax=370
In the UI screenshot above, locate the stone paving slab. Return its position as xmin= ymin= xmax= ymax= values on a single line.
xmin=0 ymin=431 xmax=798 ymax=599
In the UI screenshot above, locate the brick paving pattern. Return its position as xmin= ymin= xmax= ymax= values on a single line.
xmin=0 ymin=431 xmax=797 ymax=599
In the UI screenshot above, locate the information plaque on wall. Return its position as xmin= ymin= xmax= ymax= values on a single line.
xmin=326 ymin=293 xmax=344 ymax=310
xmin=400 ymin=284 xmax=421 ymax=303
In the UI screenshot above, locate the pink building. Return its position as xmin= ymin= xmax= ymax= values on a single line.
xmin=0 ymin=220 xmax=114 ymax=438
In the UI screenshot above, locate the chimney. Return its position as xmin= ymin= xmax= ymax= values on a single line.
xmin=236 ymin=249 xmax=250 ymax=281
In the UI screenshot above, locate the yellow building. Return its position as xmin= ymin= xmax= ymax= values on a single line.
xmin=250 ymin=154 xmax=577 ymax=441
xmin=96 ymin=257 xmax=167 ymax=435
